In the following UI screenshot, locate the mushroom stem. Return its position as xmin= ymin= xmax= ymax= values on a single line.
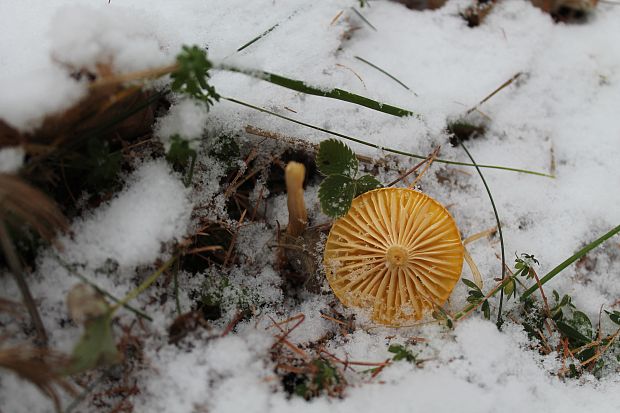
xmin=285 ymin=162 xmax=308 ymax=238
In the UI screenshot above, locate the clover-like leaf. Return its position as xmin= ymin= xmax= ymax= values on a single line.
xmin=316 ymin=139 xmax=358 ymax=176
xmin=319 ymin=174 xmax=356 ymax=218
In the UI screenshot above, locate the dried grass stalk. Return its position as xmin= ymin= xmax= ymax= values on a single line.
xmin=0 ymin=173 xmax=68 ymax=242
xmin=0 ymin=346 xmax=75 ymax=412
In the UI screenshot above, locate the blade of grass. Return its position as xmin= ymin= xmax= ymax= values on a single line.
xmin=520 ymin=224 xmax=620 ymax=301
xmin=222 ymin=96 xmax=553 ymax=177
xmin=218 ymin=65 xmax=415 ymax=118
xmin=110 ymin=255 xmax=178 ymax=313
xmin=354 ymin=56 xmax=416 ymax=95
xmin=54 ymin=255 xmax=152 ymax=322
xmin=460 ymin=142 xmax=506 ymax=328
xmin=236 ymin=8 xmax=302 ymax=53
xmin=237 ymin=22 xmax=281 ymax=52
xmin=351 ymin=7 xmax=377 ymax=31
xmin=173 ymin=259 xmax=182 ymax=316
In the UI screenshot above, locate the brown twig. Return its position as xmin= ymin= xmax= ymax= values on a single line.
xmin=408 ymin=146 xmax=440 ymax=188
xmin=221 ymin=311 xmax=245 ymax=337
xmin=385 ymin=146 xmax=440 ymax=188
xmin=223 ymin=209 xmax=247 ymax=267
xmin=466 ymin=72 xmax=523 ymax=115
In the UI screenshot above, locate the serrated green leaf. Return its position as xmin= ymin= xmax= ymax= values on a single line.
xmin=319 ymin=174 xmax=356 ymax=218
xmin=316 ymin=139 xmax=358 ymax=176
xmin=172 ymin=45 xmax=219 ymax=107
xmin=354 ymin=175 xmax=382 ymax=197
xmin=67 ymin=314 xmax=119 ymax=374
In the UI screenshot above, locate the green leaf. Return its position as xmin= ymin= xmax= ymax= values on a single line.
xmin=556 ymin=320 xmax=592 ymax=345
xmin=482 ymin=300 xmax=491 ymax=320
xmin=172 ymin=45 xmax=219 ymax=107
xmin=571 ymin=311 xmax=593 ymax=339
xmin=503 ymin=278 xmax=516 ymax=299
xmin=462 ymin=278 xmax=481 ymax=292
xmin=388 ymin=344 xmax=416 ymax=363
xmin=606 ymin=310 xmax=620 ymax=325
xmin=316 ymin=139 xmax=358 ymax=176
xmin=318 ymin=174 xmax=356 ymax=218
xmin=354 ymin=175 xmax=382 ymax=196
xmin=67 ymin=314 xmax=119 ymax=374
xmin=167 ymin=135 xmax=197 ymax=170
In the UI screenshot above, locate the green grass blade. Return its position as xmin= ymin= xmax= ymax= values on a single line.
xmin=351 ymin=7 xmax=377 ymax=31
xmin=520 ymin=224 xmax=620 ymax=301
xmin=237 ymin=8 xmax=302 ymax=53
xmin=354 ymin=56 xmax=416 ymax=95
xmin=237 ymin=23 xmax=281 ymax=52
xmin=222 ymin=96 xmax=553 ymax=177
xmin=110 ymin=255 xmax=178 ymax=313
xmin=56 ymin=256 xmax=153 ymax=322
xmin=460 ymin=142 xmax=506 ymax=327
xmin=219 ymin=65 xmax=416 ymax=118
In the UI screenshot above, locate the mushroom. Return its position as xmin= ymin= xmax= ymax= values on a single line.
xmin=280 ymin=161 xmax=321 ymax=291
xmin=285 ymin=161 xmax=308 ymax=237
xmin=323 ymin=187 xmax=464 ymax=325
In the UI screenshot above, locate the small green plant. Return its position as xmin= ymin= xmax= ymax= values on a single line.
xmin=166 ymin=135 xmax=197 ymax=186
xmin=387 ymin=344 xmax=417 ymax=363
xmin=294 ymin=358 xmax=343 ymax=400
xmin=503 ymin=253 xmax=540 ymax=300
xmin=171 ymin=45 xmax=219 ymax=108
xmin=462 ymin=278 xmax=491 ymax=320
xmin=317 ymin=139 xmax=382 ymax=218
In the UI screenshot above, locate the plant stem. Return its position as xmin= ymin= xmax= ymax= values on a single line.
xmin=110 ymin=255 xmax=178 ymax=314
xmin=350 ymin=6 xmax=377 ymax=31
xmin=354 ymin=56 xmax=415 ymax=94
xmin=173 ymin=259 xmax=182 ymax=316
xmin=223 ymin=96 xmax=553 ymax=177
xmin=55 ymin=255 xmax=153 ymax=321
xmin=520 ymin=224 xmax=620 ymax=301
xmin=237 ymin=23 xmax=281 ymax=52
xmin=460 ymin=142 xmax=506 ymax=328
xmin=0 ymin=220 xmax=48 ymax=345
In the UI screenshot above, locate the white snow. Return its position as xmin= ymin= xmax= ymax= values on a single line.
xmin=1 ymin=0 xmax=620 ymax=412
xmin=0 ymin=147 xmax=24 ymax=173
xmin=62 ymin=160 xmax=191 ymax=270
xmin=155 ymin=99 xmax=210 ymax=151
xmin=0 ymin=65 xmax=86 ymax=131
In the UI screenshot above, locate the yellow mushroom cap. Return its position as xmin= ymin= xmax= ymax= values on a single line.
xmin=323 ymin=187 xmax=464 ymax=325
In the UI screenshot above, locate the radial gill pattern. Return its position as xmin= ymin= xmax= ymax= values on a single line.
xmin=324 ymin=188 xmax=464 ymax=325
